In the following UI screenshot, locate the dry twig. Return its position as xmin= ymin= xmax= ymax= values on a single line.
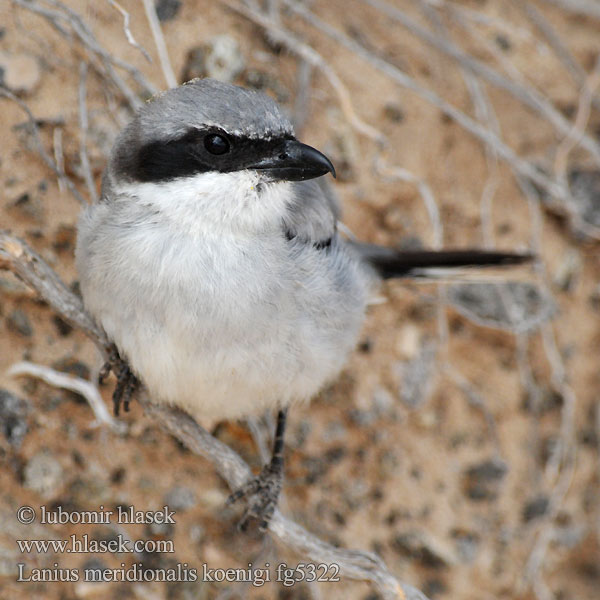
xmin=8 ymin=361 xmax=125 ymax=432
xmin=543 ymin=0 xmax=600 ymax=20
xmin=141 ymin=0 xmax=178 ymax=88
xmin=107 ymin=0 xmax=153 ymax=62
xmin=77 ymin=62 xmax=98 ymax=204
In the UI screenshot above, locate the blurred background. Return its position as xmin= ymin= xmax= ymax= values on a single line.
xmin=0 ymin=1 xmax=599 ymax=598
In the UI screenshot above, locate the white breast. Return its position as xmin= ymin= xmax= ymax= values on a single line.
xmin=76 ymin=173 xmax=371 ymax=421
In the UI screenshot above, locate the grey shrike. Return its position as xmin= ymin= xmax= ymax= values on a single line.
xmin=76 ymin=78 xmax=529 ymax=530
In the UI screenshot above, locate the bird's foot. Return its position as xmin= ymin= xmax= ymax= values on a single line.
xmin=99 ymin=344 xmax=139 ymax=416
xmin=227 ymin=460 xmax=284 ymax=532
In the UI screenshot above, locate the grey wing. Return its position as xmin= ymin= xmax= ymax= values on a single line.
xmin=282 ymin=179 xmax=340 ymax=248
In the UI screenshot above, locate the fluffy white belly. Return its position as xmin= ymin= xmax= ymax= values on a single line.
xmin=80 ymin=221 xmax=368 ymax=421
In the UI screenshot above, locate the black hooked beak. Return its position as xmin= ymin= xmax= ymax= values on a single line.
xmin=248 ymin=139 xmax=336 ymax=182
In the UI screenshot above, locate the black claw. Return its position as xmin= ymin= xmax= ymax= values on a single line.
xmin=101 ymin=344 xmax=139 ymax=416
xmin=227 ymin=461 xmax=284 ymax=532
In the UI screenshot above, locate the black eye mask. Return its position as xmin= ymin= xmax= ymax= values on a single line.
xmin=126 ymin=128 xmax=297 ymax=183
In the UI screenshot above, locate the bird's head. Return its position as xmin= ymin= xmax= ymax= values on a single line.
xmin=106 ymin=79 xmax=335 ymax=233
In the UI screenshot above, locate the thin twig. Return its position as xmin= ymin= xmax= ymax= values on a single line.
xmin=374 ymin=157 xmax=443 ymax=248
xmin=141 ymin=0 xmax=177 ymax=88
xmin=514 ymin=169 xmax=579 ymax=600
xmin=245 ymin=415 xmax=272 ymax=465
xmin=293 ymin=57 xmax=314 ymax=134
xmin=78 ymin=62 xmax=98 ymax=204
xmin=418 ymin=0 xmax=500 ymax=247
xmin=520 ymin=445 xmax=576 ymax=597
xmin=107 ymin=0 xmax=153 ymax=62
xmin=443 ymin=363 xmax=502 ymax=456
xmin=517 ymin=1 xmax=587 ymax=88
xmin=52 ymin=127 xmax=66 ymax=195
xmin=8 ymin=361 xmax=125 ymax=432
xmin=554 ymin=55 xmax=600 ymax=180
xmin=543 ymin=0 xmax=600 ymax=20
xmin=44 ymin=0 xmax=154 ymax=93
xmin=424 ymin=0 xmax=536 ymax=44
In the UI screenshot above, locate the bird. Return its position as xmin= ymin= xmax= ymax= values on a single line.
xmin=76 ymin=78 xmax=530 ymax=530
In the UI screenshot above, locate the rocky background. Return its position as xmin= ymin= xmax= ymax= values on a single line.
xmin=0 ymin=1 xmax=599 ymax=599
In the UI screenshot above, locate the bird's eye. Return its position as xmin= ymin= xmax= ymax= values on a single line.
xmin=204 ymin=134 xmax=230 ymax=155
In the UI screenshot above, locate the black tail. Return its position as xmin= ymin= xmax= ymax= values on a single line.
xmin=353 ymin=243 xmax=533 ymax=279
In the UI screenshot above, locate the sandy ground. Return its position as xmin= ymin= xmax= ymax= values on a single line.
xmin=0 ymin=1 xmax=599 ymax=599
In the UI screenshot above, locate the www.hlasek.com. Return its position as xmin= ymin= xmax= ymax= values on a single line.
xmin=16 ymin=534 xmax=174 ymax=555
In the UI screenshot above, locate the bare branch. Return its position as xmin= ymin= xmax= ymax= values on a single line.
xmin=554 ymin=55 xmax=600 ymax=179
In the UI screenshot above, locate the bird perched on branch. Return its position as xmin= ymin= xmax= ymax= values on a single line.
xmin=76 ymin=78 xmax=529 ymax=530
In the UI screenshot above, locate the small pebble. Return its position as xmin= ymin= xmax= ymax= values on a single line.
xmin=522 ymin=495 xmax=549 ymax=522
xmin=52 ymin=224 xmax=76 ymax=252
xmin=450 ymin=529 xmax=479 ymax=563
xmin=462 ymin=458 xmax=507 ymax=501
xmin=182 ymin=35 xmax=245 ymax=83
xmin=495 ymin=34 xmax=511 ymax=51
xmin=0 ymin=51 xmax=41 ymax=95
xmin=390 ymin=530 xmax=455 ymax=568
xmin=383 ymin=102 xmax=405 ymax=123
xmin=9 ymin=192 xmax=44 ymax=222
xmin=164 ymin=485 xmax=197 ymax=511
xmin=154 ymin=0 xmax=181 ymax=22
xmin=205 ymin=35 xmax=245 ymax=82
xmin=51 ymin=357 xmax=90 ymax=380
xmin=24 ymin=451 xmax=63 ymax=498
xmin=52 ymin=315 xmax=73 ymax=337
xmin=7 ymin=308 xmax=33 ymax=337
xmin=0 ymin=388 xmax=30 ymax=447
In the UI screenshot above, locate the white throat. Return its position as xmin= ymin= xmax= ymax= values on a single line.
xmin=116 ymin=171 xmax=293 ymax=237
